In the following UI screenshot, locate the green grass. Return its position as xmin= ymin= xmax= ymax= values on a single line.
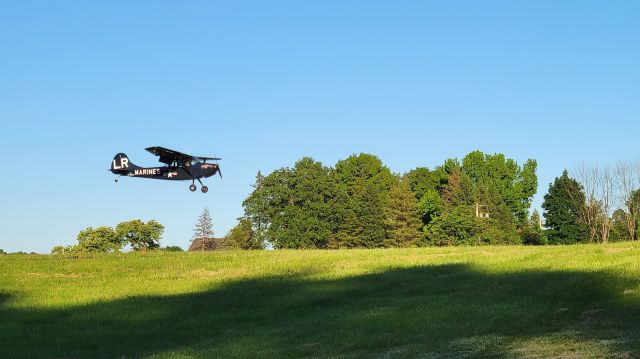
xmin=1 ymin=244 xmax=640 ymax=358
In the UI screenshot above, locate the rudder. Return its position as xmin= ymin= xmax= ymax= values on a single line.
xmin=111 ymin=153 xmax=139 ymax=173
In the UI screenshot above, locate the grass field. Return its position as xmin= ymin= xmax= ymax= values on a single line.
xmin=1 ymin=244 xmax=640 ymax=358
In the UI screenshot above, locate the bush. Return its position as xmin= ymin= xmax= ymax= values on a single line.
xmin=162 ymin=246 xmax=183 ymax=252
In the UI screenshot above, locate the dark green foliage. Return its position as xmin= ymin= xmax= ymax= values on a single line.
xmin=424 ymin=207 xmax=475 ymax=246
xmin=162 ymin=246 xmax=183 ymax=252
xmin=0 ymin=249 xmax=6 ymax=255
xmin=461 ymin=151 xmax=538 ymax=225
xmin=404 ymin=167 xmax=447 ymax=199
xmin=521 ymin=209 xmax=547 ymax=245
xmin=609 ymin=209 xmax=629 ymax=242
xmin=244 ymin=158 xmax=343 ymax=249
xmin=242 ymin=171 xmax=269 ymax=245
xmin=417 ymin=189 xmax=443 ymax=225
xmin=332 ymin=154 xmax=395 ymax=248
xmin=383 ymin=179 xmax=423 ymax=247
xmin=75 ymin=226 xmax=121 ymax=252
xmin=240 ymin=151 xmax=538 ymax=248
xmin=116 ymin=220 xmax=164 ymax=251
xmin=225 ymin=218 xmax=263 ymax=250
xmin=542 ymin=171 xmax=589 ymax=244
xmin=54 ymin=220 xmax=165 ymax=254
xmin=625 ymin=189 xmax=640 ymax=241
xmin=442 ymin=161 xmax=474 ymax=206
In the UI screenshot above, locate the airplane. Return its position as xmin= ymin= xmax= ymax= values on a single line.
xmin=110 ymin=146 xmax=221 ymax=192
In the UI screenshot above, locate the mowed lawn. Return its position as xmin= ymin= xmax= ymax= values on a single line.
xmin=1 ymin=244 xmax=640 ymax=358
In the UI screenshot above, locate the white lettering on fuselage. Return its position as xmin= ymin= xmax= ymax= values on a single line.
xmin=112 ymin=157 xmax=129 ymax=170
xmin=134 ymin=168 xmax=160 ymax=176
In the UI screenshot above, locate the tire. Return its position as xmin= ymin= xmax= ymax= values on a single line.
xmin=189 ymin=184 xmax=197 ymax=192
xmin=201 ymin=186 xmax=208 ymax=193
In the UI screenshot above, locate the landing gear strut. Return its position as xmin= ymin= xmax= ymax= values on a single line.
xmin=189 ymin=179 xmax=208 ymax=193
xmin=197 ymin=178 xmax=208 ymax=193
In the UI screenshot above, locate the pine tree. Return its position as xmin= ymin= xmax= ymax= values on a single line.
xmin=384 ymin=179 xmax=423 ymax=247
xmin=192 ymin=207 xmax=214 ymax=251
xmin=542 ymin=170 xmax=589 ymax=244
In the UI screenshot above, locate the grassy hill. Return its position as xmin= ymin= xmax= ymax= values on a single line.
xmin=1 ymin=244 xmax=640 ymax=358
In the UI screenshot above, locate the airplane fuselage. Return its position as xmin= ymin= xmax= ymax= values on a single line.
xmin=110 ymin=154 xmax=219 ymax=181
xmin=110 ymin=150 xmax=221 ymax=192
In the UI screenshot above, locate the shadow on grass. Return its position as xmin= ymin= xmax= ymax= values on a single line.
xmin=2 ymin=264 xmax=639 ymax=358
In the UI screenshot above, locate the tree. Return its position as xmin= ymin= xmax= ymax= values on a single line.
xmin=243 ymin=171 xmax=269 ymax=246
xmin=610 ymin=209 xmax=630 ymax=242
xmin=461 ymin=151 xmax=538 ymax=225
xmin=192 ymin=207 xmax=215 ymax=252
xmin=0 ymin=248 xmax=6 ymax=255
xmin=424 ymin=207 xmax=475 ymax=246
xmin=225 ymin=218 xmax=263 ymax=250
xmin=626 ymin=189 xmax=640 ymax=241
xmin=116 ymin=220 xmax=164 ymax=251
xmin=574 ymin=163 xmax=615 ymax=243
xmin=521 ymin=209 xmax=547 ymax=245
xmin=162 ymin=246 xmax=183 ymax=252
xmin=384 ymin=178 xmax=423 ymax=247
xmin=542 ymin=171 xmax=589 ymax=244
xmin=332 ymin=153 xmax=395 ymax=248
xmin=417 ymin=189 xmax=444 ymax=226
xmin=243 ymin=158 xmax=343 ymax=249
xmin=614 ymin=160 xmax=640 ymax=241
xmin=442 ymin=162 xmax=473 ymax=206
xmin=75 ymin=226 xmax=121 ymax=252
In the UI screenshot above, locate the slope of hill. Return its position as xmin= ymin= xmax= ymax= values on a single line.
xmin=1 ymin=244 xmax=639 ymax=358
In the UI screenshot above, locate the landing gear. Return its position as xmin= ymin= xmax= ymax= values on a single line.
xmin=189 ymin=179 xmax=208 ymax=193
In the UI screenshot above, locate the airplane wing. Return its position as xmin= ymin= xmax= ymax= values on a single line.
xmin=145 ymin=146 xmax=221 ymax=165
xmin=146 ymin=146 xmax=193 ymax=165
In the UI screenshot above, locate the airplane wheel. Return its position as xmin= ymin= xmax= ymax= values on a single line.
xmin=201 ymin=186 xmax=208 ymax=193
xmin=189 ymin=184 xmax=197 ymax=192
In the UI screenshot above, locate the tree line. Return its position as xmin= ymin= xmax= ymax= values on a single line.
xmin=52 ymin=220 xmax=165 ymax=254
xmin=543 ymin=160 xmax=640 ymax=244
xmin=225 ymin=151 xmax=540 ymax=249
xmin=226 ymin=151 xmax=640 ymax=249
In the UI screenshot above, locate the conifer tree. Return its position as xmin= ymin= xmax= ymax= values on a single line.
xmin=542 ymin=170 xmax=589 ymax=244
xmin=384 ymin=179 xmax=423 ymax=247
xmin=192 ymin=207 xmax=214 ymax=251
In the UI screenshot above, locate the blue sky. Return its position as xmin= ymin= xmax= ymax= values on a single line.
xmin=1 ymin=1 xmax=638 ymax=253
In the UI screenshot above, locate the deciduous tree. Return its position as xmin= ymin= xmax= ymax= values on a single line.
xmin=225 ymin=218 xmax=262 ymax=250
xmin=116 ymin=220 xmax=164 ymax=251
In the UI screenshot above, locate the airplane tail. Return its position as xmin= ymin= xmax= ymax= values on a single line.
xmin=111 ymin=153 xmax=139 ymax=173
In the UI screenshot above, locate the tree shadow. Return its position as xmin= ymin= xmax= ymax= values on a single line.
xmin=1 ymin=264 xmax=639 ymax=358
xmin=0 ymin=292 xmax=10 ymax=308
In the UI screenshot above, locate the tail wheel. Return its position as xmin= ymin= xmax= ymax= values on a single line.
xmin=201 ymin=186 xmax=208 ymax=193
xmin=189 ymin=184 xmax=197 ymax=192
